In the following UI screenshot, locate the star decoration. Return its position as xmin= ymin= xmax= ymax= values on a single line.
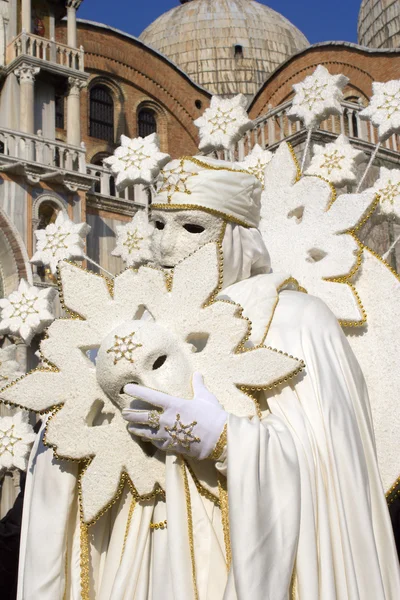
xmin=194 ymin=94 xmax=253 ymax=152
xmin=0 ymin=345 xmax=25 ymax=385
xmin=31 ymin=211 xmax=91 ymax=275
xmin=104 ymin=133 xmax=170 ymax=191
xmin=237 ymin=144 xmax=273 ymax=187
xmin=305 ymin=135 xmax=365 ymax=187
xmin=360 ymin=80 xmax=400 ymax=141
xmin=112 ymin=210 xmax=154 ymax=267
xmin=107 ymin=333 xmax=142 ymax=365
xmin=372 ymin=167 xmax=400 ymax=218
xmin=0 ymin=279 xmax=56 ymax=345
xmin=288 ymin=65 xmax=349 ymax=129
xmin=164 ymin=414 xmax=201 ymax=450
xmin=0 ymin=411 xmax=36 ymax=474
xmin=157 ymin=159 xmax=199 ymax=203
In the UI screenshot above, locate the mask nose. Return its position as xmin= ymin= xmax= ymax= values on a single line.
xmin=160 ymin=224 xmax=176 ymax=259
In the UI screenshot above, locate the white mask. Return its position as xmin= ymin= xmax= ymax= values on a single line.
xmin=150 ymin=209 xmax=224 ymax=268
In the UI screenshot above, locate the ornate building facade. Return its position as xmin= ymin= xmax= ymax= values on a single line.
xmin=0 ymin=0 xmax=400 ymax=513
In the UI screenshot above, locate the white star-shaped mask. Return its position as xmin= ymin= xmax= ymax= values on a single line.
xmin=288 ymin=65 xmax=349 ymax=129
xmin=305 ymin=134 xmax=365 ymax=187
xmin=112 ymin=210 xmax=155 ymax=267
xmin=194 ymin=94 xmax=253 ymax=152
xmin=360 ymin=80 xmax=400 ymax=141
xmin=0 ymin=411 xmax=36 ymax=474
xmin=0 ymin=279 xmax=56 ymax=345
xmin=31 ymin=211 xmax=91 ymax=275
xmin=372 ymin=167 xmax=400 ymax=218
xmin=104 ymin=133 xmax=170 ymax=190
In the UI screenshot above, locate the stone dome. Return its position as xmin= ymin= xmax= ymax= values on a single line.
xmin=139 ymin=0 xmax=309 ymax=97
xmin=358 ymin=0 xmax=400 ymax=49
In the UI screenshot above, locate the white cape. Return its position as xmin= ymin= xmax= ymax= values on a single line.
xmin=17 ymin=289 xmax=400 ymax=599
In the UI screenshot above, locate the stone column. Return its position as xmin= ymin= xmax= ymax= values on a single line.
xmin=21 ymin=0 xmax=31 ymax=33
xmin=14 ymin=63 xmax=40 ymax=134
xmin=66 ymin=0 xmax=82 ymax=48
xmin=67 ymin=77 xmax=86 ymax=146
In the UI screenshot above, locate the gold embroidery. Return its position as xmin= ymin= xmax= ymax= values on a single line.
xmin=157 ymin=158 xmax=199 ymax=203
xmin=218 ymin=478 xmax=232 ymax=571
xmin=150 ymin=519 xmax=167 ymax=530
xmin=106 ymin=332 xmax=142 ymax=365
xmin=123 ymin=228 xmax=143 ymax=252
xmin=165 ymin=414 xmax=201 ymax=450
xmin=120 ymin=495 xmax=136 ymax=564
xmin=208 ymin=423 xmax=227 ymax=461
xmin=182 ymin=463 xmax=199 ymax=600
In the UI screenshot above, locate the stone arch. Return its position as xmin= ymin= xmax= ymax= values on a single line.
xmin=32 ymin=192 xmax=68 ymax=223
xmin=87 ymin=75 xmax=126 ymax=143
xmin=0 ymin=208 xmax=32 ymax=296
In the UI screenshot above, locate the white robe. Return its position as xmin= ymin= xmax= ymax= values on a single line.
xmin=17 ymin=289 xmax=400 ymax=599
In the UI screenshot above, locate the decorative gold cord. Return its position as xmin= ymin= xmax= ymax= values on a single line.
xmin=151 ymin=202 xmax=253 ymax=228
xmin=218 ymin=479 xmax=232 ymax=571
xmin=208 ymin=424 xmax=228 ymax=461
xmin=80 ymin=522 xmax=90 ymax=600
xmin=120 ymin=496 xmax=136 ymax=564
xmin=182 ymin=463 xmax=199 ymax=600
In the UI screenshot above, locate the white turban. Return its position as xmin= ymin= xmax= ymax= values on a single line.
xmin=152 ymin=156 xmax=262 ymax=228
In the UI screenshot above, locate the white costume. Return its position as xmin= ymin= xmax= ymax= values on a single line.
xmin=12 ymin=156 xmax=400 ymax=600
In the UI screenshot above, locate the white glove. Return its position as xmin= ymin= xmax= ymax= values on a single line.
xmin=122 ymin=372 xmax=227 ymax=460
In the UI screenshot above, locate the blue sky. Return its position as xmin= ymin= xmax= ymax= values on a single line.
xmin=77 ymin=1 xmax=361 ymax=45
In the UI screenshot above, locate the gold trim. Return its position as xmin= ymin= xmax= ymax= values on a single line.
xmin=150 ymin=519 xmax=167 ymax=530
xmin=182 ymin=463 xmax=199 ymax=600
xmin=120 ymin=496 xmax=136 ymax=564
xmin=208 ymin=423 xmax=227 ymax=461
xmin=185 ymin=460 xmax=220 ymax=506
xmin=151 ymin=203 xmax=253 ymax=229
xmin=218 ymin=478 xmax=232 ymax=571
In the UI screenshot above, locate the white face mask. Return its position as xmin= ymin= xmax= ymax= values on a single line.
xmin=150 ymin=209 xmax=224 ymax=268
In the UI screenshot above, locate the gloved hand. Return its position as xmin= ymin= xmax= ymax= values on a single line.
xmin=122 ymin=372 xmax=227 ymax=460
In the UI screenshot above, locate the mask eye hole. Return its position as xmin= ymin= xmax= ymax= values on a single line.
xmin=183 ymin=224 xmax=205 ymax=234
xmin=152 ymin=355 xmax=167 ymax=370
xmin=155 ymin=221 xmax=165 ymax=230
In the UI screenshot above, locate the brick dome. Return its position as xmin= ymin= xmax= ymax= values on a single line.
xmin=358 ymin=0 xmax=400 ymax=49
xmin=139 ymin=0 xmax=309 ymax=98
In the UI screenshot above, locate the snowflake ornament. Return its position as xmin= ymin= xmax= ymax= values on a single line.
xmin=31 ymin=211 xmax=91 ymax=275
xmin=288 ymin=65 xmax=349 ymax=129
xmin=260 ymin=143 xmax=377 ymax=323
xmin=194 ymin=94 xmax=253 ymax=152
xmin=112 ymin=210 xmax=154 ymax=267
xmin=372 ymin=167 xmax=400 ymax=218
xmin=0 ymin=244 xmax=302 ymax=523
xmin=0 ymin=279 xmax=56 ymax=345
xmin=104 ymin=133 xmax=170 ymax=191
xmin=305 ymin=135 xmax=365 ymax=187
xmin=0 ymin=345 xmax=25 ymax=385
xmin=238 ymin=144 xmax=273 ymax=187
xmin=0 ymin=411 xmax=36 ymax=474
xmin=360 ymin=80 xmax=400 ymax=141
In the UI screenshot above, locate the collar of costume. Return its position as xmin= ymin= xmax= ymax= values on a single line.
xmin=152 ymin=156 xmax=262 ymax=228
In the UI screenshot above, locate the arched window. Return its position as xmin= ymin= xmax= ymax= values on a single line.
xmin=138 ymin=108 xmax=157 ymax=138
xmin=89 ymin=85 xmax=114 ymax=142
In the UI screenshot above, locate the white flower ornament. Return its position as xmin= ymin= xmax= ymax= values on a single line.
xmin=238 ymin=144 xmax=273 ymax=187
xmin=305 ymin=135 xmax=365 ymax=187
xmin=0 ymin=411 xmax=36 ymax=474
xmin=194 ymin=94 xmax=253 ymax=152
xmin=288 ymin=65 xmax=349 ymax=129
xmin=360 ymin=80 xmax=400 ymax=141
xmin=0 ymin=279 xmax=56 ymax=345
xmin=112 ymin=210 xmax=155 ymax=267
xmin=31 ymin=211 xmax=91 ymax=275
xmin=372 ymin=167 xmax=400 ymax=218
xmin=104 ymin=133 xmax=170 ymax=191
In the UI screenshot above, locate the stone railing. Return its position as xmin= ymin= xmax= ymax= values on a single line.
xmin=87 ymin=164 xmax=149 ymax=205
xmin=218 ymin=100 xmax=400 ymax=160
xmin=7 ymin=31 xmax=85 ymax=72
xmin=0 ymin=127 xmax=86 ymax=173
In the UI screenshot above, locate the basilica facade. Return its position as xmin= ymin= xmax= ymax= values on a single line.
xmin=0 ymin=0 xmax=399 ymax=515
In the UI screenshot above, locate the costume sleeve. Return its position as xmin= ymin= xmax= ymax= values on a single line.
xmin=226 ymin=412 xmax=301 ymax=600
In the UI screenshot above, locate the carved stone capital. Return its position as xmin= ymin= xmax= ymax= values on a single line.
xmin=14 ymin=63 xmax=40 ymax=83
xmin=68 ymin=76 xmax=87 ymax=95
xmin=66 ymin=0 xmax=83 ymax=9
